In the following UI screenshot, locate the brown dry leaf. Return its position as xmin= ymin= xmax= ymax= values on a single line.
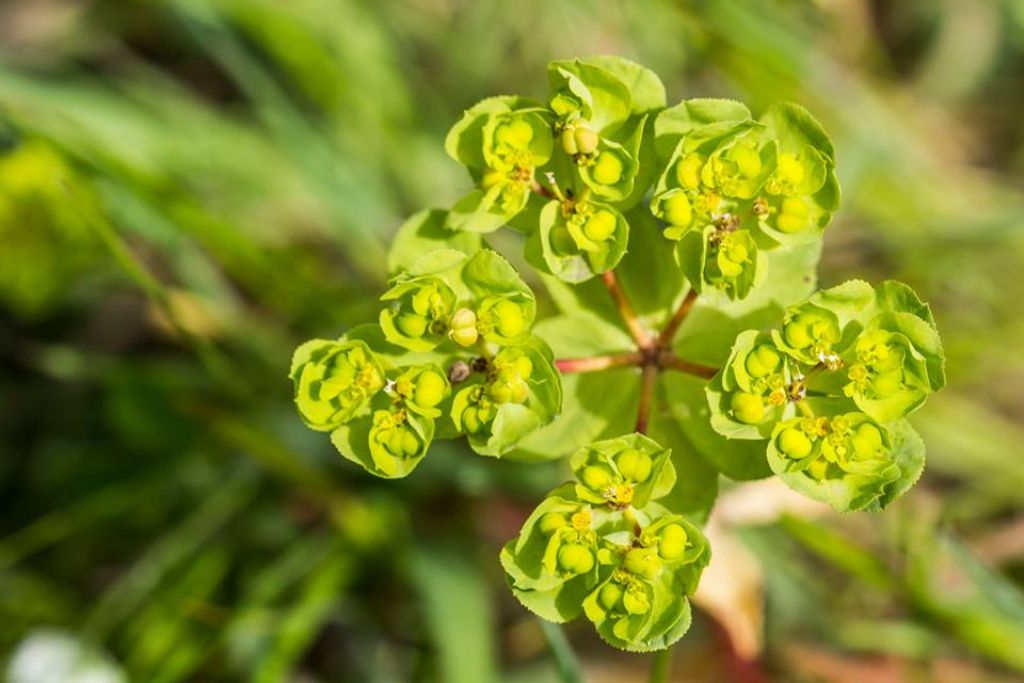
xmin=693 ymin=479 xmax=831 ymax=658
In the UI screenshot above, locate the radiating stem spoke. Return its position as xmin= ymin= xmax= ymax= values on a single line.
xmin=602 ymin=270 xmax=652 ymax=349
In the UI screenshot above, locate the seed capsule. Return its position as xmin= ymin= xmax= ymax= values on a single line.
xmin=778 ymin=427 xmax=813 ymax=459
xmin=462 ymin=407 xmax=482 ymax=434
xmin=615 ymin=448 xmax=653 ymax=482
xmin=581 ymin=463 xmax=615 ymax=491
xmin=730 ymin=392 xmax=766 ymax=424
xmin=662 ymin=192 xmax=692 ymax=228
xmin=493 ymin=300 xmax=526 ymax=338
xmin=557 ymin=544 xmax=595 ymax=574
xmin=538 ymin=512 xmax=568 ymax=535
xmin=777 ymin=197 xmax=811 ymax=233
xmin=675 ymin=153 xmax=704 ymax=190
xmin=591 ymin=152 xmax=623 ymax=185
xmin=582 ymin=209 xmax=617 ymax=242
xmin=624 ymin=548 xmax=662 ymax=580
xmin=658 ymin=524 xmax=689 ymax=560
xmin=598 ymin=582 xmax=624 ymax=611
xmin=414 ymin=371 xmax=447 ymax=409
xmin=776 ymin=153 xmax=805 ymax=188
xmin=732 ymin=144 xmax=762 ymax=178
xmin=513 ymin=356 xmax=534 ymax=378
xmin=396 ymin=313 xmax=429 ymax=339
xmin=745 ymin=345 xmax=781 ymax=378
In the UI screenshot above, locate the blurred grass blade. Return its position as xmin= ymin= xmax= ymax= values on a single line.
xmin=410 ymin=546 xmax=498 ymax=683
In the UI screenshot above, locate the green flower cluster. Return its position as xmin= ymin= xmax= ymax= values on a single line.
xmin=651 ymin=101 xmax=839 ymax=299
xmin=445 ymin=57 xmax=662 ymax=283
xmin=706 ymin=280 xmax=945 ymax=511
xmin=501 ymin=435 xmax=710 ymax=651
xmin=444 ymin=57 xmax=838 ymax=299
xmin=290 ymin=248 xmax=562 ymax=477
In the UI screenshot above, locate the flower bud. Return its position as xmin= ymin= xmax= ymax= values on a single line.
xmin=561 ymin=122 xmax=599 ymax=156
xmin=661 ymin=192 xmax=692 ymax=228
xmin=745 ymin=345 xmax=781 ymax=378
xmin=778 ymin=428 xmax=813 ymax=459
xmin=449 ymin=308 xmax=479 ymax=347
xmin=598 ymin=582 xmax=624 ymax=611
xmin=581 ymin=463 xmax=615 ymax=491
xmin=558 ymin=544 xmax=596 ymax=574
xmin=539 ymin=512 xmax=568 ymax=536
xmin=581 ymin=209 xmax=617 ymax=243
xmin=730 ymin=391 xmax=765 ymax=424
xmin=658 ymin=524 xmax=689 ymax=561
xmin=591 ymin=152 xmax=623 ymax=185
xmin=615 ymin=448 xmax=652 ymax=482
xmin=624 ymin=547 xmax=662 ymax=580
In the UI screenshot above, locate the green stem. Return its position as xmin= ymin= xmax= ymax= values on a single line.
xmin=537 ymin=619 xmax=583 ymax=683
xmin=649 ymin=646 xmax=673 ymax=683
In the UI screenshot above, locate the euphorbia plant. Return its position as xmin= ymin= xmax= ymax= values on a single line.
xmin=290 ymin=56 xmax=944 ymax=663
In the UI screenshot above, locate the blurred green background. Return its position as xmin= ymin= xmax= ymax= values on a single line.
xmin=1 ymin=1 xmax=1023 ymax=681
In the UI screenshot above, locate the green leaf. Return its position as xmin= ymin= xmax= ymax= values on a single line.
xmin=506 ymin=313 xmax=637 ymax=462
xmin=759 ymin=102 xmax=835 ymax=161
xmin=583 ymin=55 xmax=666 ymax=114
xmin=447 ymin=185 xmax=527 ymax=234
xmin=673 ymin=239 xmax=822 ymax=366
xmin=388 ymin=209 xmax=482 ymax=274
xmin=654 ymin=98 xmax=753 ymax=160
xmin=662 ymin=372 xmax=772 ymax=480
xmin=547 ymin=60 xmax=632 ymax=133
xmin=646 ymin=389 xmax=720 ymax=520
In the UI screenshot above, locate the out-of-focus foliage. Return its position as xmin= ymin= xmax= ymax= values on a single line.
xmin=0 ymin=0 xmax=1021 ymax=680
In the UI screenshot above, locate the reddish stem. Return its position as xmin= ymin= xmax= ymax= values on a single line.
xmin=635 ymin=364 xmax=658 ymax=434
xmin=658 ymin=352 xmax=718 ymax=379
xmin=556 ymin=352 xmax=644 ymax=374
xmin=602 ymin=270 xmax=652 ymax=349
xmin=659 ymin=288 xmax=698 ymax=348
